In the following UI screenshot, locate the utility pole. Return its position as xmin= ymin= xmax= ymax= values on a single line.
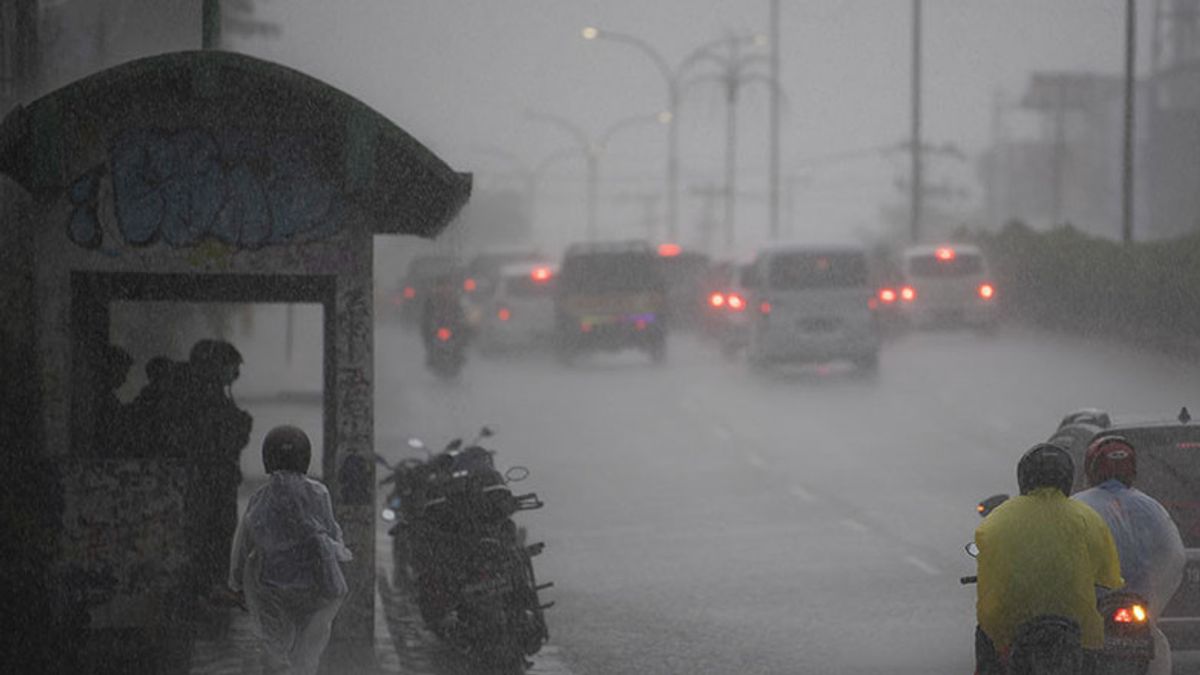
xmin=1122 ymin=0 xmax=1137 ymax=244
xmin=202 ymin=0 xmax=221 ymax=49
xmin=768 ymin=0 xmax=782 ymax=240
xmin=910 ymin=0 xmax=923 ymax=243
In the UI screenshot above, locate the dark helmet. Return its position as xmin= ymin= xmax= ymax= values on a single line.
xmin=1085 ymin=435 xmax=1137 ymax=487
xmin=1017 ymin=442 xmax=1075 ymax=496
xmin=189 ymin=339 xmax=243 ymax=368
xmin=262 ymin=425 xmax=312 ymax=474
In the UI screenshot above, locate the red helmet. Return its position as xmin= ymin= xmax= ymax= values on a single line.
xmin=1085 ymin=435 xmax=1137 ymax=487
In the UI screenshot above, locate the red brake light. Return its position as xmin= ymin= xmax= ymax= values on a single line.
xmin=403 ymin=286 xmax=416 ymax=299
xmin=580 ymin=322 xmax=593 ymax=333
xmin=879 ymin=288 xmax=897 ymax=304
xmin=658 ymin=243 xmax=682 ymax=257
xmin=979 ymin=283 xmax=995 ymax=300
xmin=710 ymin=292 xmax=726 ymax=308
xmin=900 ymin=286 xmax=916 ymax=302
xmin=463 ymin=277 xmax=477 ymax=292
xmin=436 ymin=327 xmax=452 ymax=342
xmin=635 ymin=319 xmax=647 ymax=330
xmin=728 ymin=294 xmax=745 ymax=311
xmin=532 ymin=267 xmax=553 ymax=282
xmin=497 ymin=308 xmax=510 ymax=321
xmin=759 ymin=301 xmax=771 ymax=315
xmin=1113 ymin=605 xmax=1147 ymax=623
xmin=935 ymin=247 xmax=956 ymax=261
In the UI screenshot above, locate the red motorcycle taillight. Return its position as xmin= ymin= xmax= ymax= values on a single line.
xmin=1112 ymin=605 xmax=1147 ymax=623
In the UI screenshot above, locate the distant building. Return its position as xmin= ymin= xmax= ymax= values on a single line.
xmin=979 ymin=0 xmax=1200 ymax=241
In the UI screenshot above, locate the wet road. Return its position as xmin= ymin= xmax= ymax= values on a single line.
xmin=371 ymin=323 xmax=1200 ymax=675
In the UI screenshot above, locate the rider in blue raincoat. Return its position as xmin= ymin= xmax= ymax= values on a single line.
xmin=1073 ymin=435 xmax=1186 ymax=675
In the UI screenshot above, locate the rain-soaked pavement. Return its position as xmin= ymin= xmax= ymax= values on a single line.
xmin=217 ymin=321 xmax=1200 ymax=674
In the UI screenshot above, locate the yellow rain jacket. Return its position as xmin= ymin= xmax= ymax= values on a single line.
xmin=975 ymin=487 xmax=1124 ymax=650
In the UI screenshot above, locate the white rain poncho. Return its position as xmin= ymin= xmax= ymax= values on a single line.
xmin=1074 ymin=479 xmax=1186 ymax=675
xmin=229 ymin=472 xmax=353 ymax=675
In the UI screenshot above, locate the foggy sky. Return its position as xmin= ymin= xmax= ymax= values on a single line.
xmin=228 ymin=1 xmax=1138 ymax=249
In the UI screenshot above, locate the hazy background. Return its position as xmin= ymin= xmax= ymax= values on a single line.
xmin=219 ymin=0 xmax=1139 ymax=255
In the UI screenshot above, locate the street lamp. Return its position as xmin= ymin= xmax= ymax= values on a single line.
xmin=524 ymin=111 xmax=663 ymax=241
xmin=679 ymin=33 xmax=775 ymax=252
xmin=583 ymin=27 xmax=770 ymax=249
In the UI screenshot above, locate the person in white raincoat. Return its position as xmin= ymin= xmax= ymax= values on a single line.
xmin=228 ymin=425 xmax=353 ymax=675
xmin=1073 ymin=435 xmax=1186 ymax=675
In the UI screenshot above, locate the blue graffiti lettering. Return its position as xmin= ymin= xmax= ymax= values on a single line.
xmin=91 ymin=128 xmax=343 ymax=250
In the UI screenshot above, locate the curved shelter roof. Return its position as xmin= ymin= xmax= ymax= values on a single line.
xmin=0 ymin=50 xmax=470 ymax=242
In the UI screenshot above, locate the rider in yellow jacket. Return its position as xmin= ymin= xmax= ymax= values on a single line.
xmin=975 ymin=443 xmax=1123 ymax=667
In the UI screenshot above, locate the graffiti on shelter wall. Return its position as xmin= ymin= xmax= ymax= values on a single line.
xmin=67 ymin=128 xmax=348 ymax=250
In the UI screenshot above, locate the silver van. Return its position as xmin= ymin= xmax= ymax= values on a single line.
xmin=744 ymin=244 xmax=881 ymax=372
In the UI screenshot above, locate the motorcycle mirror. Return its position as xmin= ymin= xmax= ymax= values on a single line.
xmin=505 ymin=466 xmax=530 ymax=482
xmin=976 ymin=494 xmax=1010 ymax=518
xmin=965 ymin=542 xmax=980 ymax=558
xmin=480 ymin=426 xmax=494 ymax=438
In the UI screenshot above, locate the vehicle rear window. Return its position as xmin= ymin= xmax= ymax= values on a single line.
xmin=908 ymin=253 xmax=984 ymax=278
xmin=1121 ymin=428 xmax=1200 ymax=547
xmin=561 ymin=253 xmax=663 ymax=293
xmin=406 ymin=256 xmax=457 ymax=280
xmin=468 ymin=253 xmax=544 ymax=279
xmin=767 ymin=252 xmax=867 ymax=290
xmin=504 ymin=275 xmax=556 ymax=298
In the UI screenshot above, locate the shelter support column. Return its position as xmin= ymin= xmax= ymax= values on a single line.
xmin=327 ymin=240 xmax=377 ymax=670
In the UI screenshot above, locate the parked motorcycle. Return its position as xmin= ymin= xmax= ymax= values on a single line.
xmin=376 ymin=428 xmax=552 ymax=673
xmin=964 ymin=494 xmax=1154 ymax=674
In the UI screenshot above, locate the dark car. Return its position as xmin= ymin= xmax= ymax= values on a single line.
xmin=393 ymin=254 xmax=460 ymax=327
xmin=555 ymin=240 xmax=667 ymax=364
xmin=1049 ymin=406 xmax=1200 ymax=651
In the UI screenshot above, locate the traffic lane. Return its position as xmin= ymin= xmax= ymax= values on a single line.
xmin=684 ymin=326 xmax=1200 ymax=571
xmin=375 ymin=329 xmax=974 ymax=673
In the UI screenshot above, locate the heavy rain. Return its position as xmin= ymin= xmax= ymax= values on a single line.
xmin=1 ymin=1 xmax=1199 ymax=674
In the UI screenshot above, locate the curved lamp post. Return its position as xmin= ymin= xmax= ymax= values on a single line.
xmin=583 ymin=27 xmax=769 ymax=248
xmin=678 ymin=33 xmax=774 ymax=251
xmin=524 ymin=111 xmax=663 ymax=241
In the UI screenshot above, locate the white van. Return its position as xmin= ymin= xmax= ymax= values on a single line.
xmin=897 ymin=244 xmax=996 ymax=328
xmin=744 ymin=244 xmax=881 ymax=372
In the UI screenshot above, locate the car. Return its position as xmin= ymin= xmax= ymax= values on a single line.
xmin=462 ymin=248 xmax=550 ymax=303
xmin=706 ymin=261 xmax=757 ymax=359
xmin=477 ymin=263 xmax=558 ymax=355
xmin=1048 ymin=405 xmax=1200 ymax=651
xmin=655 ymin=243 xmax=711 ymax=331
xmin=895 ymin=243 xmax=998 ymax=329
xmin=392 ymin=254 xmax=461 ymax=327
xmin=742 ymin=243 xmax=881 ymax=373
xmin=554 ymin=240 xmax=668 ymax=364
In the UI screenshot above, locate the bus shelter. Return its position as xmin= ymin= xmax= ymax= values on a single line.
xmin=0 ymin=50 xmax=470 ymax=671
